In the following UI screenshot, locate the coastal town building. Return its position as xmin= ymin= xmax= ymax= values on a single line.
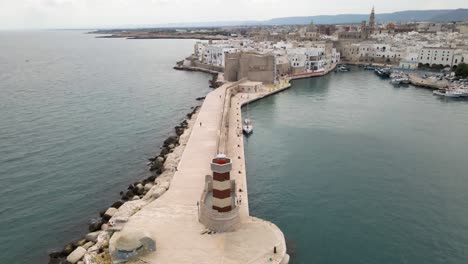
xmin=419 ymin=47 xmax=455 ymax=67
xmin=224 ymin=52 xmax=277 ymax=84
xmin=187 ymin=6 xmax=468 ymax=74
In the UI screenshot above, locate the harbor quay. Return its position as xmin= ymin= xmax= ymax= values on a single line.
xmin=107 ymin=80 xmax=292 ymax=264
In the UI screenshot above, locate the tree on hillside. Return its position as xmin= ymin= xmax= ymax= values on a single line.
xmin=455 ymin=63 xmax=468 ymax=78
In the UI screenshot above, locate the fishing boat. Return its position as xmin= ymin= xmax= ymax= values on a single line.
xmin=364 ymin=65 xmax=376 ymax=70
xmin=461 ymin=89 xmax=468 ymax=97
xmin=457 ymin=87 xmax=468 ymax=97
xmin=433 ymin=89 xmax=463 ymax=98
xmin=336 ymin=65 xmax=350 ymax=72
xmin=243 ymin=118 xmax=253 ymax=134
xmin=391 ymin=75 xmax=410 ymax=85
xmin=374 ymin=68 xmax=391 ymax=78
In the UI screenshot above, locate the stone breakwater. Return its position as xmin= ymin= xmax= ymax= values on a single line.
xmin=48 ymin=105 xmax=202 ymax=264
xmin=173 ymin=63 xmax=224 ymax=88
xmin=106 ymin=81 xmax=289 ymax=264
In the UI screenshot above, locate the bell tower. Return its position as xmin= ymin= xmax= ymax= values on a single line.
xmin=369 ymin=6 xmax=375 ymax=31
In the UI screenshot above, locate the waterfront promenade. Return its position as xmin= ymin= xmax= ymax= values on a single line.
xmin=109 ymin=81 xmax=289 ymax=264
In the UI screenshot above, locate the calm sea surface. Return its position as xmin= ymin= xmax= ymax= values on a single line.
xmin=244 ymin=70 xmax=468 ymax=264
xmin=0 ymin=31 xmax=211 ymax=263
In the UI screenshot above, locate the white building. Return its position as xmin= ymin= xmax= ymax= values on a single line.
xmin=331 ymin=48 xmax=341 ymax=64
xmin=204 ymin=45 xmax=238 ymax=67
xmin=419 ymin=47 xmax=454 ymax=67
xmin=287 ymin=47 xmax=327 ymax=71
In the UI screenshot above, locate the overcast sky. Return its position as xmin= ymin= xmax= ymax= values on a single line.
xmin=1 ymin=0 xmax=467 ymax=29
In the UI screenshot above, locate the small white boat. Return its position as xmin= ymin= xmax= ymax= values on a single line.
xmin=243 ymin=119 xmax=253 ymax=134
xmin=433 ymin=89 xmax=463 ymax=98
xmin=336 ymin=65 xmax=350 ymax=72
xmin=391 ymin=78 xmax=402 ymax=85
xmin=456 ymin=88 xmax=468 ymax=97
xmin=400 ymin=76 xmax=410 ymax=84
xmin=390 ymin=73 xmax=410 ymax=85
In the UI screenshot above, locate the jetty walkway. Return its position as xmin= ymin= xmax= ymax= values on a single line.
xmin=109 ymin=80 xmax=291 ymax=264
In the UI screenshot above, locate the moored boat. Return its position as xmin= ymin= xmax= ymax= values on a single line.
xmin=457 ymin=88 xmax=468 ymax=97
xmin=243 ymin=118 xmax=253 ymax=134
xmin=375 ymin=68 xmax=391 ymax=78
xmin=391 ymin=75 xmax=410 ymax=85
xmin=433 ymin=89 xmax=463 ymax=98
xmin=336 ymin=65 xmax=350 ymax=72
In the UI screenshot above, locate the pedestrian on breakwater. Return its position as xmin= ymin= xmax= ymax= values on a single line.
xmin=200 ymin=122 xmax=202 ymax=127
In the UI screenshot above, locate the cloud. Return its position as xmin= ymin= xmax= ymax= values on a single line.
xmin=0 ymin=0 xmax=466 ymax=29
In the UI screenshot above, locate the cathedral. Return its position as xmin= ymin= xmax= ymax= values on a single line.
xmin=361 ymin=6 xmax=376 ymax=38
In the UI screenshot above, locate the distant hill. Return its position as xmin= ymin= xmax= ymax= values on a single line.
xmin=95 ymin=9 xmax=468 ymax=29
xmin=264 ymin=9 xmax=468 ymax=25
xmin=429 ymin=9 xmax=468 ymax=22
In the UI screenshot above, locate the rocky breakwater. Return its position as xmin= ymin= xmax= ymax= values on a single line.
xmin=174 ymin=60 xmax=224 ymax=88
xmin=48 ymin=106 xmax=201 ymax=264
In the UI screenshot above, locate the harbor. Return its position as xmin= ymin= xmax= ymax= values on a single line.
xmin=243 ymin=70 xmax=468 ymax=264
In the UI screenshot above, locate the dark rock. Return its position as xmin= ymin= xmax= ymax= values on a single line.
xmin=195 ymin=96 xmax=206 ymax=101
xmin=160 ymin=147 xmax=170 ymax=157
xmin=150 ymin=159 xmax=164 ymax=172
xmin=99 ymin=210 xmax=105 ymax=217
xmin=136 ymin=188 xmax=145 ymax=195
xmin=48 ymin=250 xmax=62 ymax=259
xmin=111 ymin=200 xmax=124 ymax=209
xmin=88 ymin=219 xmax=103 ymax=232
xmin=125 ymin=190 xmax=135 ymax=198
xmin=73 ymin=238 xmax=87 ymax=247
xmin=175 ymin=129 xmax=184 ymax=136
xmin=121 ymin=195 xmax=129 ymax=201
xmin=102 ymin=214 xmax=111 ymax=222
xmin=48 ymin=257 xmax=67 ymax=264
xmin=127 ymin=184 xmax=134 ymax=190
xmin=163 ymin=136 xmax=178 ymax=147
xmin=62 ymin=243 xmax=74 ymax=256
xmin=147 ymin=175 xmax=156 ymax=182
xmin=148 ymin=157 xmax=156 ymax=162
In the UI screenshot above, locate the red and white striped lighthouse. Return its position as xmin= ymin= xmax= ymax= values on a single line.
xmin=211 ymin=154 xmax=233 ymax=213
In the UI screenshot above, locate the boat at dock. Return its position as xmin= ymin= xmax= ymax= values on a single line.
xmin=455 ymin=86 xmax=468 ymax=97
xmin=335 ymin=65 xmax=350 ymax=72
xmin=374 ymin=68 xmax=391 ymax=78
xmin=243 ymin=118 xmax=253 ymax=134
xmin=390 ymin=74 xmax=410 ymax=85
xmin=433 ymin=89 xmax=464 ymax=98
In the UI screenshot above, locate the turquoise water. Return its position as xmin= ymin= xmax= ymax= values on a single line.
xmin=244 ymin=70 xmax=468 ymax=264
xmin=0 ymin=31 xmax=210 ymax=263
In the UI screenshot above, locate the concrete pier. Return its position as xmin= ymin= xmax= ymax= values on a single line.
xmin=408 ymin=73 xmax=449 ymax=89
xmin=109 ymin=80 xmax=291 ymax=264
